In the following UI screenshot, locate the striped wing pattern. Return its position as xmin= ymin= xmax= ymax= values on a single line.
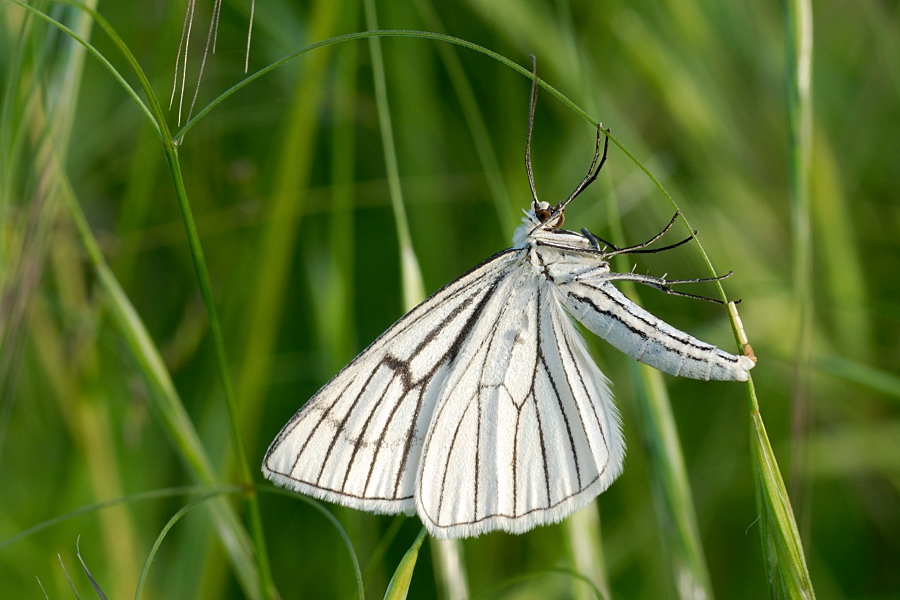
xmin=416 ymin=267 xmax=622 ymax=537
xmin=263 ymin=249 xmax=523 ymax=515
xmin=562 ymin=279 xmax=756 ymax=381
xmin=263 ymin=220 xmax=753 ymax=538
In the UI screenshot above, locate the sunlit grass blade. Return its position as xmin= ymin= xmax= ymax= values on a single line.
xmin=633 ymin=365 xmax=713 ymax=599
xmin=565 ymin=506 xmax=610 ymax=600
xmin=383 ymin=528 xmax=427 ymax=600
xmin=362 ymin=5 xmax=474 ymax=596
xmin=7 ymin=3 xmax=275 ymax=595
xmin=749 ymin=385 xmax=815 ymax=599
xmin=8 ymin=5 xmax=143 ymax=595
xmin=784 ymin=0 xmax=815 ymax=552
xmin=314 ymin=17 xmax=361 ymax=372
xmin=762 ymin=0 xmax=817 ymax=595
xmin=364 ymin=2 xmax=424 ymax=308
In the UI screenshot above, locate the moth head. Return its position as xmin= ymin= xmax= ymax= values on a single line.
xmin=531 ymin=200 xmax=565 ymax=228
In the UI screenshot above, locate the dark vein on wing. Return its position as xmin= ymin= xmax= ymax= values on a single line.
xmin=474 ymin=380 xmax=483 ymax=519
xmin=321 ymin=359 xmax=403 ymax=485
xmin=557 ymin=309 xmax=609 ymax=478
xmin=291 ymin=375 xmax=360 ymax=479
xmin=532 ymin=286 xmax=553 ymax=507
xmin=436 ymin=398 xmax=475 ymax=523
xmin=568 ymin=282 xmax=739 ymax=363
xmin=539 ymin=307 xmax=583 ymax=491
xmin=396 ymin=269 xmax=511 ymax=497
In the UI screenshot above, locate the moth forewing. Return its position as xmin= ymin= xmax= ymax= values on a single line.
xmin=262 ymin=250 xmax=525 ymax=516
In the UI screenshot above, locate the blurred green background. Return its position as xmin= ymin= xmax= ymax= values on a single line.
xmin=1 ymin=0 xmax=897 ymax=598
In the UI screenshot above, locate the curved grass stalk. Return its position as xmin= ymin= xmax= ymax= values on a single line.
xmin=134 ymin=489 xmax=244 ymax=600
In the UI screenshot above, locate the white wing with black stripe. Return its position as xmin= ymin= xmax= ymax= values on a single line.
xmin=263 ymin=249 xmax=525 ymax=515
xmin=416 ymin=264 xmax=623 ymax=538
xmin=561 ymin=279 xmax=755 ymax=381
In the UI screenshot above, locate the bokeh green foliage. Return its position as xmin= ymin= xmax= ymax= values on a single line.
xmin=1 ymin=0 xmax=897 ymax=598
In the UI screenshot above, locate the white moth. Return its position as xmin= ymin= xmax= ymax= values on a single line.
xmin=263 ymin=87 xmax=755 ymax=540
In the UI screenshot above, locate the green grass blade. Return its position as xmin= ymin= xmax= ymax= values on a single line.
xmin=5 ymin=5 xmax=275 ymax=595
xmin=748 ymin=0 xmax=818 ymax=595
xmin=749 ymin=387 xmax=816 ymax=599
xmin=633 ymin=365 xmax=714 ymax=599
xmin=564 ymin=506 xmax=610 ymax=600
xmin=383 ymin=528 xmax=427 ymax=600
xmin=364 ymin=4 xmax=425 ymax=308
xmin=784 ymin=0 xmax=815 ymax=555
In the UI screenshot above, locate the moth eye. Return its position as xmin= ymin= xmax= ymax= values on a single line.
xmin=535 ymin=203 xmax=565 ymax=227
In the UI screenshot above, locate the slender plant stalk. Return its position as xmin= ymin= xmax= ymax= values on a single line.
xmin=786 ymin=0 xmax=815 ymax=540
xmin=99 ymin=11 xmax=277 ymax=600
xmin=175 ymin=30 xmax=596 ymax=142
xmin=62 ymin=151 xmax=264 ymax=599
xmin=161 ymin=132 xmax=276 ymax=600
